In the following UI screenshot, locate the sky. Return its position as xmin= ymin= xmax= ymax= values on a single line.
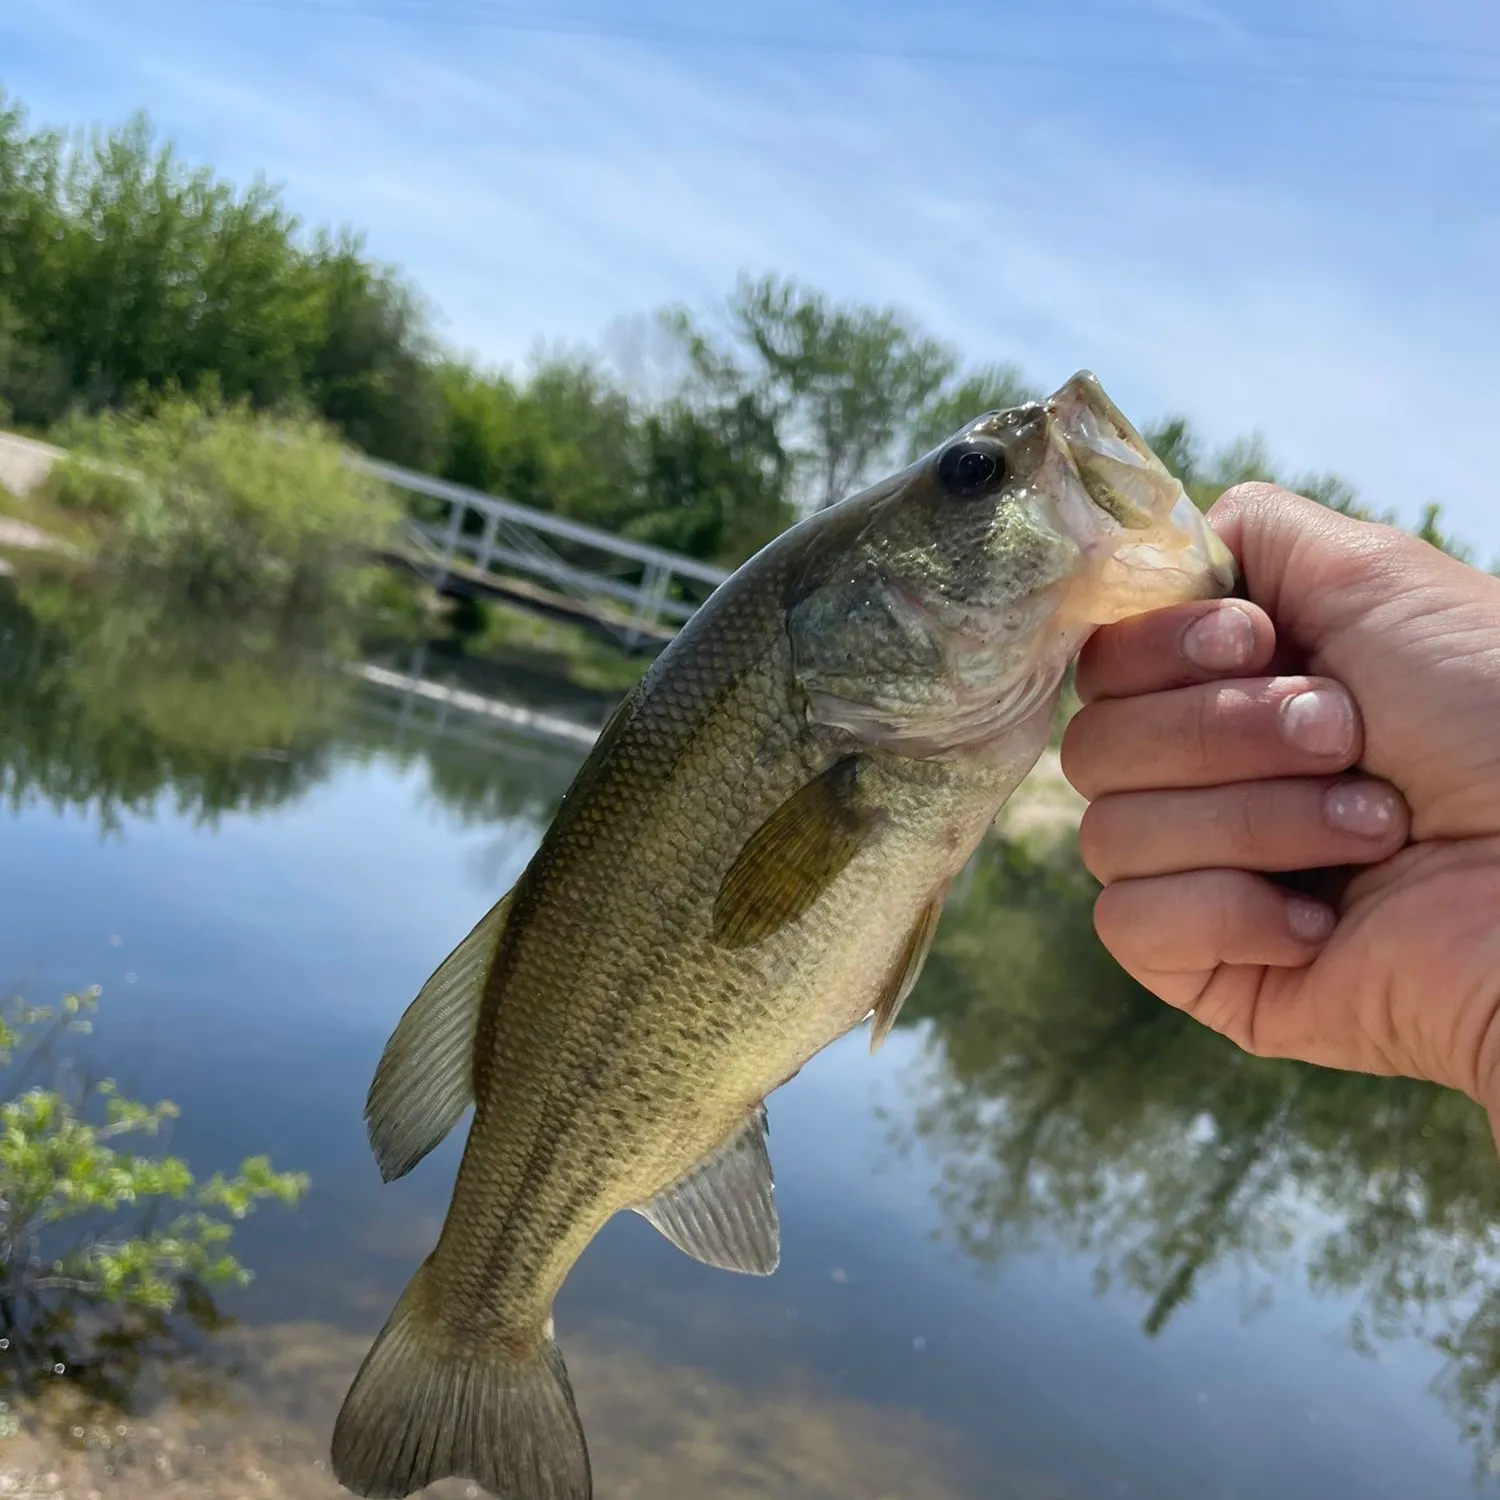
xmin=3 ymin=0 xmax=1499 ymax=556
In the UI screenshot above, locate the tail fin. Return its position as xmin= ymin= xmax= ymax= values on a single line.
xmin=331 ymin=1264 xmax=591 ymax=1500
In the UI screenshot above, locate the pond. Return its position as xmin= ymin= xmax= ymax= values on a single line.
xmin=3 ymin=571 xmax=1500 ymax=1500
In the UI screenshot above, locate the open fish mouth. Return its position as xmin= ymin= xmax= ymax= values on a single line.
xmin=1047 ymin=370 xmax=1238 ymax=597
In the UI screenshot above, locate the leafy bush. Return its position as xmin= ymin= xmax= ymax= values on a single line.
xmin=44 ymin=394 xmax=399 ymax=615
xmin=0 ymin=988 xmax=307 ymax=1431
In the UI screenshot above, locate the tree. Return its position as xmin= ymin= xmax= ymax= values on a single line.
xmin=631 ymin=395 xmax=795 ymax=566
xmin=904 ymin=363 xmax=1039 ymax=459
xmin=0 ymin=92 xmax=446 ymax=463
xmin=435 ymin=355 xmax=639 ymax=529
xmin=669 ymin=273 xmax=957 ymax=510
xmin=301 ymin=230 xmax=444 ymax=470
xmin=0 ymin=986 xmax=306 ymax=1426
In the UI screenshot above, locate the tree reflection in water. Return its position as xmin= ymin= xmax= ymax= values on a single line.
xmin=0 ymin=571 xmax=578 ymax=836
xmin=897 ymin=834 xmax=1500 ymax=1472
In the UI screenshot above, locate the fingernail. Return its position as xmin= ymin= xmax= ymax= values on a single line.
xmin=1324 ymin=781 xmax=1400 ymax=839
xmin=1181 ymin=603 xmax=1255 ymax=670
xmin=1280 ymin=688 xmax=1355 ymax=758
xmin=1287 ymin=896 xmax=1335 ymax=944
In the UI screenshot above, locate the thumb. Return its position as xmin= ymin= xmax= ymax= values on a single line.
xmin=1205 ymin=483 xmax=1418 ymax=662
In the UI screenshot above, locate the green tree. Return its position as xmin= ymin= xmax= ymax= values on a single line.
xmin=36 ymin=113 xmax=310 ymax=412
xmin=436 ymin=356 xmax=638 ymax=528
xmin=0 ymin=91 xmax=446 ymax=464
xmin=46 ymin=394 xmax=399 ymax=616
xmin=669 ymin=273 xmax=957 ymax=510
xmin=631 ymin=395 xmax=795 ymax=566
xmin=301 ymin=230 xmax=443 ymax=469
xmin=904 ymin=363 xmax=1039 ymax=459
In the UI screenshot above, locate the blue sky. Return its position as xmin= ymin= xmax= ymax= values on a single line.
xmin=4 ymin=0 xmax=1499 ymax=555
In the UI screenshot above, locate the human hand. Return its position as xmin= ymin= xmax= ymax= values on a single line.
xmin=1060 ymin=483 xmax=1500 ymax=1131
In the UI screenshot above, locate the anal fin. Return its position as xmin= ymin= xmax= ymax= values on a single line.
xmin=634 ymin=1104 xmax=779 ymax=1275
xmin=365 ymin=890 xmax=513 ymax=1183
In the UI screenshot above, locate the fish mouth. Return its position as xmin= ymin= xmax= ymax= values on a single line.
xmin=1047 ymin=370 xmax=1238 ymax=601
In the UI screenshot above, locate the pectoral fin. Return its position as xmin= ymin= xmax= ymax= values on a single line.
xmin=365 ymin=891 xmax=513 ymax=1183
xmin=712 ymin=756 xmax=880 ymax=949
xmin=868 ymin=889 xmax=947 ymax=1054
xmin=634 ymin=1104 xmax=779 ymax=1275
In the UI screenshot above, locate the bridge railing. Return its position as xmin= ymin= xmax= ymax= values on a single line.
xmin=349 ymin=455 xmax=731 ymax=649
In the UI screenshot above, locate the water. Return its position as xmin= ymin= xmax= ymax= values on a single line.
xmin=3 ymin=574 xmax=1500 ymax=1499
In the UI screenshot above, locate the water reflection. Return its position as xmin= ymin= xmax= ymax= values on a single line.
xmin=898 ymin=834 xmax=1500 ymax=1475
xmin=1 ymin=1280 xmax=238 ymax=1440
xmin=0 ymin=571 xmax=345 ymax=828
xmin=0 ymin=571 xmax=581 ymax=836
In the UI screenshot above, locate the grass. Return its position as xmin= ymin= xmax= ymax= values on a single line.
xmin=457 ymin=594 xmax=651 ymax=695
xmin=0 ymin=477 xmax=95 ymax=554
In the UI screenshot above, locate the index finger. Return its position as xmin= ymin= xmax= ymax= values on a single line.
xmin=1075 ymin=598 xmax=1277 ymax=704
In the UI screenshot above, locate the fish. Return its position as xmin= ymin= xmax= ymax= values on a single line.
xmin=330 ymin=371 xmax=1238 ymax=1500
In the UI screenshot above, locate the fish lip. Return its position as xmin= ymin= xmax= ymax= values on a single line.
xmin=1046 ymin=370 xmax=1238 ymax=595
xmin=1046 ymin=369 xmax=1157 ymax=471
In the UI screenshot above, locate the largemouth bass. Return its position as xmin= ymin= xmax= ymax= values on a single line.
xmin=331 ymin=372 xmax=1237 ymax=1500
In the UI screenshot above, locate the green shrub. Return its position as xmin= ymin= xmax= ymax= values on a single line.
xmin=43 ymin=395 xmax=399 ymax=615
xmin=0 ymin=988 xmax=307 ymax=1431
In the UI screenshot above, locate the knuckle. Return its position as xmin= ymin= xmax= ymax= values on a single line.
xmin=1197 ymin=871 xmax=1242 ymax=949
xmin=1181 ymin=686 xmax=1220 ymax=772
xmin=1092 ymin=882 xmax=1134 ymax=954
xmin=1076 ymin=801 xmax=1117 ymax=882
xmin=1057 ymin=711 xmax=1095 ymax=796
xmin=1219 ymin=480 xmax=1289 ymax=515
xmin=1222 ymin=784 xmax=1262 ymax=856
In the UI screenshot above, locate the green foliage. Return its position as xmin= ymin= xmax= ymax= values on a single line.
xmin=437 ymin=356 xmax=639 ymax=527
xmin=674 ymin=273 xmax=955 ymax=510
xmin=437 ymin=355 xmax=795 ymax=572
xmin=0 ymin=988 xmax=307 ymax=1372
xmin=668 ymin=273 xmax=1014 ymax=512
xmin=0 ymin=90 xmax=438 ymax=461
xmin=44 ymin=394 xmax=399 ymax=615
xmin=631 ymin=395 xmax=794 ymax=566
xmin=301 ymin=230 xmax=443 ymax=470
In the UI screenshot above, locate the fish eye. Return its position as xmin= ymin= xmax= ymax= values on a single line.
xmin=936 ymin=437 xmax=1008 ymax=499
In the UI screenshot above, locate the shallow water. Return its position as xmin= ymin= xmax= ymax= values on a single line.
xmin=3 ymin=578 xmax=1500 ymax=1499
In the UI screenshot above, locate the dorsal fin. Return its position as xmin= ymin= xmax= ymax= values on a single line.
xmin=365 ymin=891 xmax=513 ymax=1183
xmin=634 ymin=1104 xmax=779 ymax=1275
